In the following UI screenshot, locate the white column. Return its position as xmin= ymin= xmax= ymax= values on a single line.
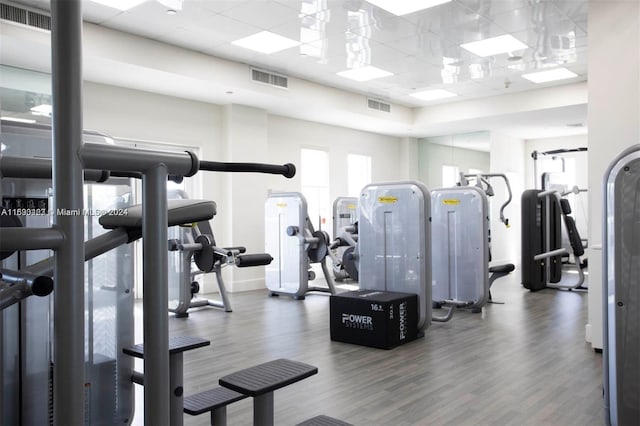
xmin=221 ymin=104 xmax=270 ymax=292
xmin=400 ymin=137 xmax=419 ymax=181
xmin=489 ymin=132 xmax=525 ymax=266
xmin=586 ymin=0 xmax=640 ymax=349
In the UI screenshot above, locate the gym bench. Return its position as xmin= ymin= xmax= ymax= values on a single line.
xmin=218 ymin=358 xmax=318 ymax=426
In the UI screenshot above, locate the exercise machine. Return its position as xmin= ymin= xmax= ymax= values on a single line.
xmin=167 ymin=192 xmax=273 ymax=317
xmin=431 ymin=186 xmax=489 ymax=315
xmin=531 ymin=147 xmax=587 ymax=189
xmin=357 ymin=181 xmax=472 ymax=327
xmin=458 ymin=172 xmax=516 ymax=302
xmin=328 ymin=196 xmax=358 ymax=281
xmin=265 ymin=192 xmax=336 ymax=299
xmin=458 ymin=172 xmax=512 ymax=228
xmin=358 ymin=181 xmax=485 ymax=328
xmin=603 ymin=144 xmax=640 ymax=426
xmin=0 ymin=119 xmax=295 ymax=425
xmin=521 ymin=188 xmax=586 ymax=291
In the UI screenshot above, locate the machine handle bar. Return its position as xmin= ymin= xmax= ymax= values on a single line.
xmin=199 ymin=161 xmax=296 ymax=178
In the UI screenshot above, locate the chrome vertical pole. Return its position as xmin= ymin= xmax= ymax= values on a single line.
xmin=142 ymin=164 xmax=170 ymax=424
xmin=50 ymin=0 xmax=85 ymax=424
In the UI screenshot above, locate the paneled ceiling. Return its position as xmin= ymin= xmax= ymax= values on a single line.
xmin=9 ymin=0 xmax=588 ymax=107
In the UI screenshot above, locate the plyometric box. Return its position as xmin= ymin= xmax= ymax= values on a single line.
xmin=330 ymin=290 xmax=418 ymax=349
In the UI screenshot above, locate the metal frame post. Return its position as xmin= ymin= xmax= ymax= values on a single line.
xmin=50 ymin=0 xmax=85 ymax=424
xmin=169 ymin=353 xmax=184 ymax=426
xmin=142 ymin=164 xmax=170 ymax=424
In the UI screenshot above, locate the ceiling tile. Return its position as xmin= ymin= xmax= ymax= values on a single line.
xmin=8 ymin=0 xmax=588 ymax=109
xmin=217 ymin=0 xmax=303 ymax=31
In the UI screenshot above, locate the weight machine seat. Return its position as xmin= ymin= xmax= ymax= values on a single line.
xmin=99 ymin=199 xmax=216 ymax=230
xmin=559 ymin=198 xmax=585 ymax=257
xmin=489 ymin=264 xmax=515 ymax=275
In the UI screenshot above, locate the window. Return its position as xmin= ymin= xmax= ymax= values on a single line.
xmin=301 ymin=148 xmax=330 ymax=232
xmin=442 ymin=164 xmax=459 ymax=187
xmin=347 ymin=154 xmax=371 ymax=197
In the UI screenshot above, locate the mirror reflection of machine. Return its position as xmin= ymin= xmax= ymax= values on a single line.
xmin=328 ymin=197 xmax=358 ymax=282
xmin=1 ymin=122 xmax=135 ymax=425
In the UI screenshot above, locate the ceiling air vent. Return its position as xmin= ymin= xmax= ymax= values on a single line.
xmin=251 ymin=68 xmax=288 ymax=89
xmin=367 ymin=98 xmax=391 ymax=113
xmin=1 ymin=2 xmax=51 ymax=30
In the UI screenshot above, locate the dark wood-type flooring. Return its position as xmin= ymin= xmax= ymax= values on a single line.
xmin=133 ymin=270 xmax=603 ymax=426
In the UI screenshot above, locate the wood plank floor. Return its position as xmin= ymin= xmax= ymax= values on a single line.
xmin=133 ymin=270 xmax=604 ymax=426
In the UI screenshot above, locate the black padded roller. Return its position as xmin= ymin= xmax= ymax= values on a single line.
xmin=235 ymin=254 xmax=273 ymax=267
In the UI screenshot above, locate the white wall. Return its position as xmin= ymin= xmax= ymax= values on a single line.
xmin=267 ymin=114 xmax=405 ymax=197
xmin=586 ymin=0 xmax=640 ymax=349
xmin=417 ymin=140 xmax=490 ymax=190
xmin=83 ymin=83 xmax=407 ymax=293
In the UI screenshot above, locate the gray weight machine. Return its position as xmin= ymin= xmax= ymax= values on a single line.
xmin=603 ymin=144 xmax=640 ymax=426
xmin=167 ymin=192 xmax=273 ymax=317
xmin=358 ymin=181 xmax=479 ymax=330
xmin=0 ymin=119 xmax=294 ymax=425
xmin=521 ymin=188 xmax=586 ymax=291
xmin=458 ymin=172 xmax=515 ymax=302
xmin=265 ymin=192 xmax=336 ymax=299
xmin=431 ymin=186 xmax=489 ymax=317
xmin=328 ymin=196 xmax=358 ymax=282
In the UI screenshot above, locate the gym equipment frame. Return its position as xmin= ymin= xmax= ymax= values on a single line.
xmin=265 ymin=192 xmax=336 ymax=299
xmin=0 ymin=33 xmax=295 ymax=423
xmin=521 ymin=189 xmax=586 ymax=291
xmin=431 ymin=186 xmax=489 ymax=316
xmin=358 ymin=181 xmax=433 ymax=330
xmin=603 ymin=144 xmax=640 ymax=426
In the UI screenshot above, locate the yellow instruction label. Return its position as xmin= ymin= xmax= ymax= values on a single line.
xmin=276 ymin=203 xmax=287 ymax=208
xmin=442 ymin=199 xmax=460 ymax=205
xmin=347 ymin=204 xmax=357 ymax=210
xmin=378 ymin=196 xmax=398 ymax=204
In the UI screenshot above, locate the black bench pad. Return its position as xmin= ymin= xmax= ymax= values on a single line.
xmin=296 ymin=415 xmax=354 ymax=426
xmin=183 ymin=387 xmax=247 ymax=415
xmin=123 ymin=335 xmax=210 ymax=358
xmin=100 ymin=199 xmax=216 ymax=230
xmin=489 ymin=263 xmax=515 ymax=274
xmin=219 ymin=359 xmax=317 ymax=396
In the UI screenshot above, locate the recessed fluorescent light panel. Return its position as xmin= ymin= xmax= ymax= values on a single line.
xmin=1 ymin=116 xmax=37 ymax=124
xmin=232 ymin=31 xmax=300 ymax=54
xmin=522 ymin=67 xmax=578 ymax=83
xmin=89 ymin=0 xmax=148 ymax=11
xmin=460 ymin=34 xmax=528 ymax=57
xmin=336 ymin=66 xmax=393 ymax=81
xmin=410 ymin=89 xmax=457 ymax=101
xmin=364 ymin=0 xmax=451 ymax=16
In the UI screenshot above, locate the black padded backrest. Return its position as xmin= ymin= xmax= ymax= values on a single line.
xmin=194 ymin=220 xmax=217 ymax=246
xmin=560 ymin=198 xmax=572 ymax=215
xmin=99 ymin=199 xmax=216 ymax=229
xmin=563 ymin=215 xmax=585 ymax=257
